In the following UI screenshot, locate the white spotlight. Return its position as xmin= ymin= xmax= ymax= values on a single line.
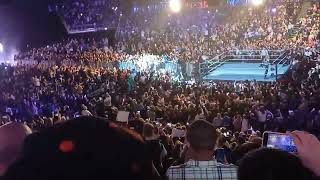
xmin=169 ymin=0 xmax=182 ymax=13
xmin=251 ymin=0 xmax=264 ymax=6
xmin=0 ymin=43 xmax=3 ymax=53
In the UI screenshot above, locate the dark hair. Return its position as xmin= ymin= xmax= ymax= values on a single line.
xmin=238 ymin=148 xmax=316 ymax=180
xmin=4 ymin=116 xmax=157 ymax=180
xmin=172 ymin=140 xmax=183 ymax=160
xmin=128 ymin=118 xmax=145 ymax=135
xmin=216 ymin=134 xmax=227 ymax=148
xmin=143 ymin=123 xmax=154 ymax=138
xmin=230 ymin=142 xmax=261 ymax=165
xmin=186 ymin=120 xmax=218 ymax=151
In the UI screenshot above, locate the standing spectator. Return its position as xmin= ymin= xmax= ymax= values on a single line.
xmin=255 ymin=105 xmax=273 ymax=132
xmin=213 ymin=113 xmax=223 ymax=128
xmin=241 ymin=114 xmax=250 ymax=132
xmin=143 ymin=123 xmax=167 ymax=177
xmin=233 ymin=114 xmax=242 ymax=132
xmin=80 ymin=104 xmax=92 ymax=116
xmin=214 ymin=135 xmax=231 ymax=164
xmin=223 ymin=112 xmax=232 ymax=130
xmin=166 ymin=120 xmax=238 ymax=179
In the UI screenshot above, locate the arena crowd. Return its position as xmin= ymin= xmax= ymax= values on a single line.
xmin=1 ymin=0 xmax=320 ymax=180
xmin=59 ymin=0 xmax=120 ymax=31
xmin=16 ymin=1 xmax=320 ymax=65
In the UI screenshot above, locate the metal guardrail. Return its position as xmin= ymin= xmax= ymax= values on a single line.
xmin=199 ymin=52 xmax=226 ymax=76
xmin=66 ymin=25 xmax=117 ymax=34
xmin=272 ymin=51 xmax=287 ymax=64
xmin=57 ymin=12 xmax=117 ymax=34
xmin=225 ymin=49 xmax=284 ymax=53
xmin=222 ymin=50 xmax=286 ymax=62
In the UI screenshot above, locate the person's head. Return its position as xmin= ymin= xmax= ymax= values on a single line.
xmin=143 ymin=123 xmax=155 ymax=139
xmin=4 ymin=116 xmax=156 ymax=180
xmin=172 ymin=141 xmax=183 ymax=159
xmin=248 ymin=136 xmax=262 ymax=144
xmin=238 ymin=148 xmax=316 ymax=180
xmin=0 ymin=123 xmax=32 ymax=176
xmin=230 ymin=142 xmax=261 ymax=165
xmin=186 ymin=120 xmax=218 ymax=160
xmin=129 ymin=118 xmax=145 ymax=135
xmin=216 ymin=135 xmax=227 ymax=148
xmin=81 ymin=104 xmax=87 ymax=110
xmin=255 ymin=131 xmax=261 ymax=137
xmin=229 ymin=142 xmax=238 ymax=151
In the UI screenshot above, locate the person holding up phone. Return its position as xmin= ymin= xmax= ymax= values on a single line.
xmin=262 ymin=130 xmax=320 ymax=176
xmin=262 ymin=132 xmax=297 ymax=153
xmin=238 ymin=148 xmax=317 ymax=180
xmin=291 ymin=131 xmax=320 ymax=176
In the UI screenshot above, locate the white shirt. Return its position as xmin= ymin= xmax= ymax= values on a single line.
xmin=241 ymin=118 xmax=249 ymax=132
xmin=261 ymin=49 xmax=268 ymax=56
xmin=194 ymin=113 xmax=205 ymax=121
xmin=305 ymin=51 xmax=312 ymax=57
xmin=81 ymin=110 xmax=92 ymax=116
xmin=34 ymin=78 xmax=40 ymax=87
xmin=104 ymin=95 xmax=112 ymax=107
xmin=257 ymin=111 xmax=267 ymax=123
xmin=167 ymin=160 xmax=238 ymax=180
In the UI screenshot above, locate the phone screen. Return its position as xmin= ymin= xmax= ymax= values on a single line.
xmin=263 ymin=132 xmax=297 ymax=153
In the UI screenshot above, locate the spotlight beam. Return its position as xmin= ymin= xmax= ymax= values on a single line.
xmin=0 ymin=43 xmax=3 ymax=53
xmin=251 ymin=0 xmax=264 ymax=6
xmin=169 ymin=0 xmax=182 ymax=13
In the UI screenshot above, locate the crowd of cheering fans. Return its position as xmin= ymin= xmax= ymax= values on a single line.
xmin=16 ymin=1 xmax=320 ymax=65
xmin=59 ymin=0 xmax=120 ymax=31
xmin=1 ymin=0 xmax=320 ymax=180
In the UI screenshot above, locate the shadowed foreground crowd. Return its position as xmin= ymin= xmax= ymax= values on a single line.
xmin=1 ymin=117 xmax=320 ymax=180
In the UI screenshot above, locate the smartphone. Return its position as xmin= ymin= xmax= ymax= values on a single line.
xmin=262 ymin=132 xmax=297 ymax=153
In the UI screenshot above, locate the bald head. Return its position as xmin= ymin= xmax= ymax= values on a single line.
xmin=0 ymin=123 xmax=32 ymax=175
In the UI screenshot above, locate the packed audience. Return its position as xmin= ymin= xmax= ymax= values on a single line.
xmin=1 ymin=1 xmax=320 ymax=180
xmin=16 ymin=1 xmax=320 ymax=66
xmin=59 ymin=0 xmax=120 ymax=31
xmin=117 ymin=0 xmax=319 ymax=61
xmin=1 ymin=49 xmax=320 ymax=178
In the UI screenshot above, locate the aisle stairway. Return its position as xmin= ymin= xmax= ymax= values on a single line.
xmin=296 ymin=1 xmax=313 ymax=21
xmin=288 ymin=1 xmax=313 ymax=39
xmin=288 ymin=24 xmax=301 ymax=39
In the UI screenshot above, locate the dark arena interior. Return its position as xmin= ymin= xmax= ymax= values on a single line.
xmin=0 ymin=0 xmax=320 ymax=179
